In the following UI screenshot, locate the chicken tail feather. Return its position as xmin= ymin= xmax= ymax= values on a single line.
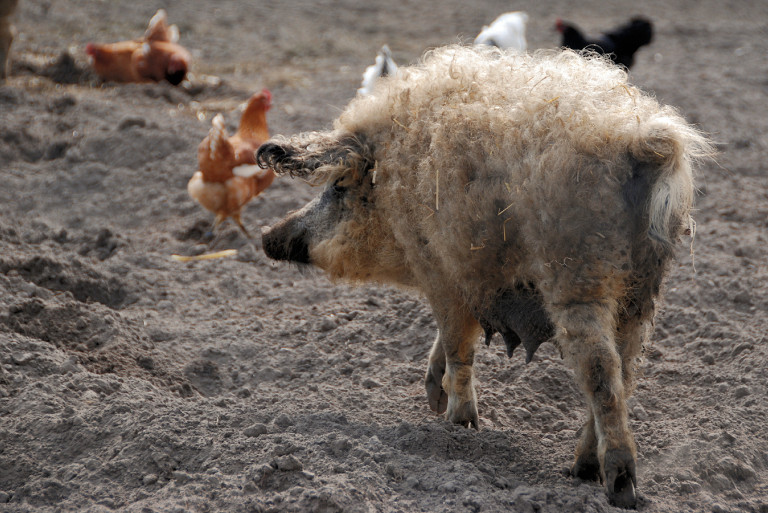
xmin=145 ymin=9 xmax=173 ymax=42
xmin=196 ymin=114 xmax=235 ymax=180
xmin=208 ymin=114 xmax=230 ymax=159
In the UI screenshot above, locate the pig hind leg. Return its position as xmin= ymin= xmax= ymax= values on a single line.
xmin=551 ymin=301 xmax=637 ymax=508
xmin=617 ymin=265 xmax=665 ymax=396
xmin=571 ymin=309 xmax=650 ymax=484
xmin=0 ymin=18 xmax=14 ymax=81
xmin=571 ymin=406 xmax=600 ymax=481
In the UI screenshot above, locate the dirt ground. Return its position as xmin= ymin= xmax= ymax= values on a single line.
xmin=1 ymin=1 xmax=767 ymax=512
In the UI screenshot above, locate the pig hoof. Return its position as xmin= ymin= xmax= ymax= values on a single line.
xmin=608 ymin=478 xmax=636 ymax=509
xmin=425 ymin=366 xmax=447 ymax=414
xmin=603 ymin=448 xmax=637 ymax=509
xmin=446 ymin=401 xmax=479 ymax=430
xmin=571 ymin=452 xmax=601 ymax=482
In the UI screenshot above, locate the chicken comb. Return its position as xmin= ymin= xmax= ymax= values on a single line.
xmin=260 ymin=88 xmax=272 ymax=107
xmin=167 ymin=25 xmax=180 ymax=44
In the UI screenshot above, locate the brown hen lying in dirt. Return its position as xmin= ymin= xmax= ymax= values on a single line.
xmin=85 ymin=9 xmax=191 ymax=85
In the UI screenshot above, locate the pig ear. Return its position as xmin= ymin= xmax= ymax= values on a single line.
xmin=256 ymin=133 xmax=374 ymax=182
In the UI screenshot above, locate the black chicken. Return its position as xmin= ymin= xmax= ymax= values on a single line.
xmin=555 ymin=17 xmax=653 ymax=69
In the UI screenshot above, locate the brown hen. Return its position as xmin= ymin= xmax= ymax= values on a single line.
xmin=188 ymin=89 xmax=275 ymax=241
xmin=85 ymin=9 xmax=191 ymax=85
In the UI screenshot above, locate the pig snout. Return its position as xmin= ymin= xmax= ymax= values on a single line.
xmin=262 ymin=215 xmax=311 ymax=264
xmin=256 ymin=142 xmax=293 ymax=176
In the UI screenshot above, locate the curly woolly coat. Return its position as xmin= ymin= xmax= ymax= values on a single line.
xmin=258 ymin=45 xmax=711 ymax=507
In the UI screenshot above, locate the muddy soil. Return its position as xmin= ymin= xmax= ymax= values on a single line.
xmin=1 ymin=1 xmax=767 ymax=512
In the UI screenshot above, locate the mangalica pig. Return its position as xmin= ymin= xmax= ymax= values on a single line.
xmin=257 ymin=45 xmax=711 ymax=508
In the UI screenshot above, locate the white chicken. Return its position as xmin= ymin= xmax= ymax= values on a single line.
xmin=474 ymin=11 xmax=529 ymax=52
xmin=357 ymin=45 xmax=398 ymax=96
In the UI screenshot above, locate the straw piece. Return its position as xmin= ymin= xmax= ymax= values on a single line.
xmin=171 ymin=249 xmax=238 ymax=262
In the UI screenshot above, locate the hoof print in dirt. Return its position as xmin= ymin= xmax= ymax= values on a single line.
xmin=183 ymin=359 xmax=223 ymax=397
xmin=175 ymin=219 xmax=214 ymax=243
xmin=41 ymin=52 xmax=94 ymax=84
xmin=0 ymin=256 xmax=130 ymax=309
xmin=78 ymin=228 xmax=121 ymax=261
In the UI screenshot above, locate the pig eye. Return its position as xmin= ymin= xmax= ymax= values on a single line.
xmin=331 ymin=179 xmax=347 ymax=195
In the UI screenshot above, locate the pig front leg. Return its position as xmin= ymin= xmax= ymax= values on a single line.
xmin=424 ymin=306 xmax=482 ymax=429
